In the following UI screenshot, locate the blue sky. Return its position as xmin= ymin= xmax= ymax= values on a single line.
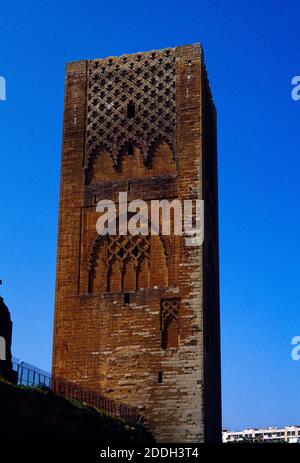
xmin=0 ymin=0 xmax=299 ymax=430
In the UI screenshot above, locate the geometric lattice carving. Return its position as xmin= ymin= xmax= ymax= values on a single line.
xmin=87 ymin=233 xmax=172 ymax=294
xmin=88 ymin=235 xmax=151 ymax=293
xmin=86 ymin=48 xmax=176 ymax=169
xmin=89 ymin=234 xmax=150 ymax=271
xmin=161 ymin=298 xmax=180 ymax=324
xmin=160 ymin=298 xmax=180 ymax=349
xmin=106 ymin=235 xmax=150 ymax=269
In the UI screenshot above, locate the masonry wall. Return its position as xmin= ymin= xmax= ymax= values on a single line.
xmin=52 ymin=44 xmax=221 ymax=443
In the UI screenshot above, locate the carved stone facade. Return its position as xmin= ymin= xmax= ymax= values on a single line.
xmin=52 ymin=44 xmax=221 ymax=443
xmin=86 ymin=48 xmax=176 ymax=168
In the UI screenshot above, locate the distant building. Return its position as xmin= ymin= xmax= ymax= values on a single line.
xmin=223 ymin=426 xmax=300 ymax=443
xmin=0 ymin=296 xmax=17 ymax=383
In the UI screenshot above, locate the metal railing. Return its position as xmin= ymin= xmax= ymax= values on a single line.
xmin=12 ymin=360 xmax=140 ymax=425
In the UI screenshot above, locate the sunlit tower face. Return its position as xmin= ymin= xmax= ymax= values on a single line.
xmin=52 ymin=44 xmax=221 ymax=443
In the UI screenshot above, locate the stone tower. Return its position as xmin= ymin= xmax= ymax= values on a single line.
xmin=52 ymin=44 xmax=221 ymax=443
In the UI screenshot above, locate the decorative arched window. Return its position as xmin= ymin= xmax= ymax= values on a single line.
xmin=88 ymin=234 xmax=169 ymax=294
xmin=160 ymin=298 xmax=180 ymax=349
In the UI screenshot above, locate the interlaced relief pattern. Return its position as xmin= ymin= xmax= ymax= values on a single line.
xmin=160 ymin=298 xmax=180 ymax=349
xmin=86 ymin=48 xmax=176 ymax=168
xmin=106 ymin=235 xmax=150 ymax=268
xmin=89 ymin=235 xmax=151 ymax=271
xmin=161 ymin=298 xmax=180 ymax=327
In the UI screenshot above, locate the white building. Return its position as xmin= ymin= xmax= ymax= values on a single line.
xmin=223 ymin=426 xmax=300 ymax=443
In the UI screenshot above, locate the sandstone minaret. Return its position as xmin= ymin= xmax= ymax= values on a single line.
xmin=52 ymin=44 xmax=221 ymax=442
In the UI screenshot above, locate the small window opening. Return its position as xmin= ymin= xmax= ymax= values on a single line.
xmin=127 ymin=181 xmax=131 ymax=192
xmin=127 ymin=102 xmax=135 ymax=119
xmin=133 ymin=245 xmax=139 ymax=257
xmin=118 ymin=248 xmax=125 ymax=259
xmin=124 ymin=293 xmax=130 ymax=304
xmin=158 ymin=371 xmax=163 ymax=383
xmin=128 ymin=144 xmax=134 ymax=156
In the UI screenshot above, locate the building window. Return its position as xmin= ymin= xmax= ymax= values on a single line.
xmin=158 ymin=371 xmax=163 ymax=383
xmin=160 ymin=298 xmax=180 ymax=349
xmin=127 ymin=102 xmax=135 ymax=119
xmin=124 ymin=293 xmax=130 ymax=304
